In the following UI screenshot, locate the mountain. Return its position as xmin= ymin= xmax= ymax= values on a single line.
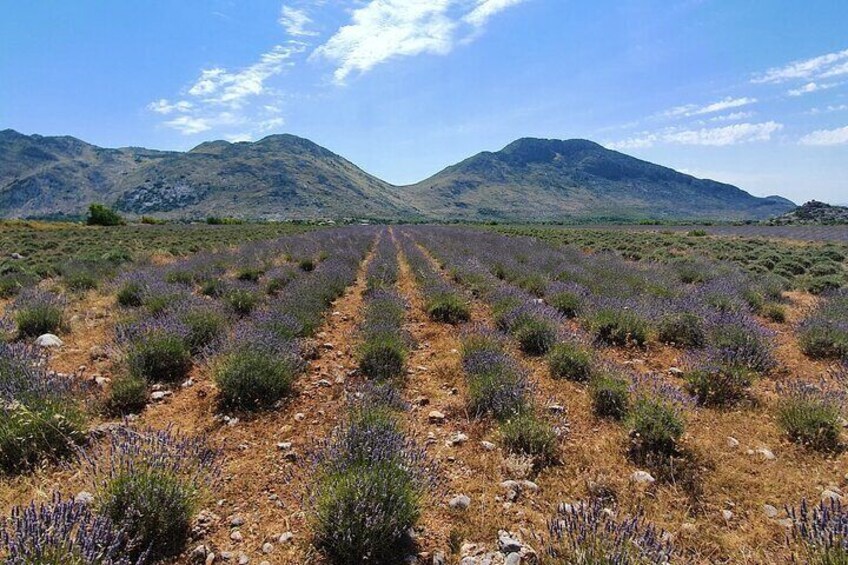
xmin=399 ymin=138 xmax=794 ymax=221
xmin=0 ymin=130 xmax=412 ymax=220
xmin=0 ymin=130 xmax=794 ymax=221
xmin=765 ymin=200 xmax=848 ymax=225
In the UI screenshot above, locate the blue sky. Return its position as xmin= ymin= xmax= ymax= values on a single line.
xmin=1 ymin=1 xmax=847 ymax=204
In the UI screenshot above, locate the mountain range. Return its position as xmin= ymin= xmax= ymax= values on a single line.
xmin=0 ymin=129 xmax=795 ymax=221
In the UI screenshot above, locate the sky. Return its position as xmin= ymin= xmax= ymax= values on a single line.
xmin=1 ymin=1 xmax=847 ymax=205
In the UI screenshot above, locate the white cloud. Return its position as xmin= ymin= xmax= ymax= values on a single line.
xmin=464 ymin=0 xmax=529 ymax=27
xmin=151 ymin=42 xmax=305 ymax=137
xmin=279 ymin=5 xmax=318 ymax=37
xmin=787 ymin=81 xmax=839 ymax=96
xmin=314 ymin=0 xmax=529 ymax=83
xmin=314 ymin=1 xmax=457 ymax=83
xmin=664 ymin=96 xmax=757 ymax=118
xmin=709 ymin=111 xmax=754 ymax=122
xmin=163 ymin=116 xmax=212 ymax=135
xmin=608 ymin=122 xmax=783 ymax=149
xmin=752 ymin=48 xmax=848 ymax=84
xmin=187 ymin=44 xmax=304 ymax=107
xmin=799 ymin=125 xmax=848 ymax=146
xmin=147 ymin=99 xmax=194 ymax=115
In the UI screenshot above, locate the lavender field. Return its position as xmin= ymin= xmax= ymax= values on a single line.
xmin=0 ymin=224 xmax=846 ymax=564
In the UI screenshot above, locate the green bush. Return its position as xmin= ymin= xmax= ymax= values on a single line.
xmin=86 ymin=203 xmax=124 ymax=226
xmin=499 ymin=409 xmax=558 ymax=464
xmin=180 ymin=307 xmax=227 ymax=353
xmin=762 ymin=303 xmax=787 ymax=323
xmin=586 ymin=309 xmax=649 ymax=346
xmin=589 ymin=373 xmax=630 ymax=420
xmin=99 ymin=468 xmax=195 ymax=561
xmin=103 ymin=375 xmax=148 ymax=416
xmin=214 ymin=347 xmax=299 ymax=411
xmin=513 ymin=316 xmax=558 ymax=356
xmin=358 ymin=333 xmax=407 ymax=381
xmin=628 ymin=397 xmax=685 ymax=455
xmin=807 ymin=276 xmax=843 ymax=295
xmin=547 ymin=342 xmax=593 ymax=382
xmin=126 ymin=332 xmax=192 ymax=384
xmin=314 ymin=462 xmax=420 ymax=563
xmin=657 ymin=312 xmax=705 ymax=348
xmin=548 ymin=291 xmax=582 ymax=318
xmin=298 ymin=258 xmax=316 ymax=272
xmin=15 ymin=303 xmax=64 ymax=338
xmin=236 ymin=266 xmax=265 ymax=282
xmin=0 ymin=401 xmax=86 ymax=474
xmin=685 ymin=365 xmax=754 ymax=406
xmin=224 ymin=287 xmax=259 ymax=316
xmin=116 ymin=281 xmax=144 ymax=307
xmin=426 ymin=293 xmax=470 ymax=324
xmin=199 ymin=278 xmax=226 ymax=298
xmin=778 ymin=388 xmax=842 ymax=451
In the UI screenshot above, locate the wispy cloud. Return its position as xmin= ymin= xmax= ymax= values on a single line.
xmin=608 ymin=121 xmax=783 ymax=150
xmin=313 ymin=0 xmax=529 ymax=84
xmin=664 ymin=96 xmax=757 ymax=118
xmin=752 ymin=48 xmax=848 ymax=84
xmin=464 ymin=0 xmax=529 ymax=27
xmin=279 ymin=5 xmax=318 ymax=37
xmin=709 ymin=111 xmax=754 ymax=122
xmin=799 ymin=125 xmax=848 ymax=146
xmin=787 ymin=81 xmax=838 ymax=96
xmin=150 ymin=42 xmax=304 ymax=136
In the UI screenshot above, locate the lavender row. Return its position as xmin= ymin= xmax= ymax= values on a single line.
xmin=397 ymin=230 xmax=470 ymax=325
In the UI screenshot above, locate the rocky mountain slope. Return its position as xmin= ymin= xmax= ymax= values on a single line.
xmin=400 ymin=138 xmax=794 ymax=221
xmin=0 ymin=130 xmax=795 ymax=221
xmin=765 ymin=200 xmax=848 ymax=225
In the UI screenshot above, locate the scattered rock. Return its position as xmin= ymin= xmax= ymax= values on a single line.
xmin=279 ymin=532 xmax=294 ymax=544
xmin=190 ymin=545 xmax=211 ymax=563
xmin=630 ymin=470 xmax=656 ymax=485
xmin=763 ymin=504 xmax=779 ymax=518
xmin=10 ymin=253 xmax=23 ymax=260
xmin=447 ymin=432 xmax=469 ymax=446
xmin=276 ymin=442 xmax=293 ymax=451
xmin=449 ymin=494 xmax=471 ymax=510
xmin=481 ymin=441 xmax=496 ymax=451
xmin=34 ymin=334 xmax=63 ymax=348
xmin=74 ymin=491 xmax=94 ymax=505
xmin=505 ymin=554 xmax=521 ymax=565
xmin=230 ymin=530 xmax=243 ymax=542
xmin=722 ymin=510 xmax=734 ymax=522
xmin=433 ymin=552 xmax=447 ymax=565
xmin=726 ymin=437 xmax=740 ymax=449
xmin=229 ymin=515 xmax=245 ymax=527
xmin=428 ymin=410 xmax=446 ymax=424
xmin=262 ymin=542 xmax=274 ymax=554
xmin=822 ymin=488 xmax=844 ymax=503
xmin=756 ymin=447 xmax=776 ymax=461
xmin=498 ymin=530 xmax=522 ymax=554
xmin=294 ymin=413 xmax=306 ymax=422
xmin=316 ymin=379 xmax=332 ymax=387
xmin=150 ymin=391 xmax=172 ymax=401
xmin=668 ymin=367 xmax=684 ymax=376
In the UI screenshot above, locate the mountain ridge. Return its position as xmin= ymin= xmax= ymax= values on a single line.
xmin=0 ymin=129 xmax=795 ymax=221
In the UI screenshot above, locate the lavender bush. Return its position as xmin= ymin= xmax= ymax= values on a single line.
xmin=545 ymin=500 xmax=673 ymax=564
xmin=0 ymin=494 xmax=144 ymax=564
xmin=87 ymin=426 xmax=219 ymax=561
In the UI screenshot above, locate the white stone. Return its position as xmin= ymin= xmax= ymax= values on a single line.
xmin=34 ymin=334 xmax=63 ymax=348
xmin=630 ymin=470 xmax=656 ymax=485
xmin=449 ymin=494 xmax=471 ymax=510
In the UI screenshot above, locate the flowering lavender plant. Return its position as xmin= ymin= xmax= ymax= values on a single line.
xmin=0 ymin=494 xmax=145 ymax=564
xmin=10 ymin=288 xmax=66 ymax=338
xmin=545 ymin=500 xmax=673 ymax=564
xmin=788 ymin=498 xmax=848 ymax=564
xmin=85 ymin=426 xmax=219 ymax=561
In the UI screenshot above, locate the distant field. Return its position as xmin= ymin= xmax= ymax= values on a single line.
xmin=0 ymin=221 xmax=313 ymax=294
xmin=494 ymin=224 xmax=848 ymax=293
xmin=564 ymin=223 xmax=848 ymax=243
